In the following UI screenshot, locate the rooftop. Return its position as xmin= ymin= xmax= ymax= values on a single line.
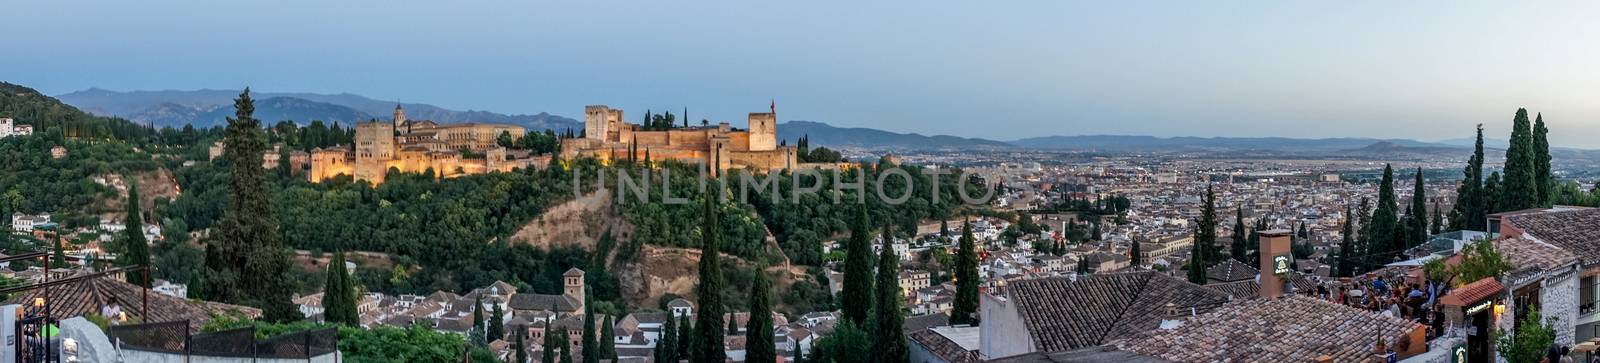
xmin=1116 ymin=295 xmax=1423 ymax=362
xmin=1004 ymin=271 xmax=1231 ymax=352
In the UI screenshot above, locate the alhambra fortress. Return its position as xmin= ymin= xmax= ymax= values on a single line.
xmin=559 ymin=104 xmax=797 ymax=176
xmin=306 ymin=103 xmax=798 ymax=183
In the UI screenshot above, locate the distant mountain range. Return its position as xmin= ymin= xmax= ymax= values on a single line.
xmin=56 ymin=88 xmax=582 ymax=132
xmin=51 ymin=86 xmax=1590 ymax=159
xmin=1009 ymin=135 xmax=1468 ymax=153
xmin=777 ymin=120 xmax=1013 ymax=150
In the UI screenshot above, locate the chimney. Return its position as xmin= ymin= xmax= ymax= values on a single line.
xmin=1258 ymin=229 xmax=1293 ymax=299
xmin=1164 ymin=303 xmax=1181 ymax=320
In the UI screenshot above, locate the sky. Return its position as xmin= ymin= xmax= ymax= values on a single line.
xmin=5 ymin=1 xmax=1600 ymax=147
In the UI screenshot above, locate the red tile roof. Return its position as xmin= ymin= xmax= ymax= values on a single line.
xmin=1438 ymin=277 xmax=1503 ymax=307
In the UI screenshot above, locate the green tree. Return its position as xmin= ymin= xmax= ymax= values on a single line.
xmin=950 ymin=219 xmax=980 ymax=326
xmin=200 ymin=89 xmax=300 ymax=321
xmin=559 ymin=330 xmax=573 ymax=363
xmin=693 ymin=191 xmax=727 ymax=362
xmin=543 ymin=317 xmax=557 ymax=363
xmin=1365 ymin=165 xmax=1401 ymax=266
xmin=120 ymin=179 xmax=151 ymax=286
xmin=840 ymin=205 xmax=875 ymax=325
xmin=1496 ymin=307 xmax=1556 ymax=363
xmin=471 ymin=295 xmax=487 ymax=346
xmin=600 ymin=315 xmax=617 ymax=360
xmin=516 ymin=328 xmax=529 ymax=363
xmin=1501 ymin=108 xmax=1538 ymax=212
xmin=491 ymin=303 xmax=506 ymax=342
xmin=1335 ymin=204 xmax=1356 ymax=277
xmin=1409 ymin=168 xmax=1429 ymax=247
xmin=746 ymin=270 xmax=776 ymax=363
xmin=657 ymin=312 xmax=678 ymax=363
xmin=1532 ymin=113 xmax=1553 ymax=207
xmin=677 ymin=312 xmax=692 ymax=361
xmin=1457 ymin=239 xmax=1512 ymax=284
xmin=51 ymin=239 xmax=68 ymax=269
xmin=872 ymin=223 xmax=909 ymax=363
xmin=1484 ymin=172 xmax=1502 ymax=214
xmin=811 ymin=320 xmax=871 ymax=363
xmin=1449 ymin=124 xmax=1488 ymax=231
xmin=1230 ymin=207 xmax=1247 ymax=264
xmin=1187 ymin=184 xmax=1218 ymax=284
xmin=1130 ymin=237 xmax=1143 ymax=266
xmin=582 ymin=296 xmax=598 ymax=363
xmin=321 ymin=250 xmax=359 ymax=325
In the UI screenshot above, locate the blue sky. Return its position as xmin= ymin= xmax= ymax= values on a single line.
xmin=4 ymin=1 xmax=1599 ymax=147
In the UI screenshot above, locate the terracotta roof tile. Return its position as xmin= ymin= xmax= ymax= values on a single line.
xmin=1116 ymin=296 xmax=1423 ymax=362
xmin=1507 ymin=208 xmax=1600 ymax=266
xmin=1438 ymin=277 xmax=1503 ymax=307
xmin=1205 ymin=259 xmax=1258 ymax=283
xmin=1005 ymin=271 xmax=1231 ymax=352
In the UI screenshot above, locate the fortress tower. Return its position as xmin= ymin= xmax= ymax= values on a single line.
xmin=746 ymin=101 xmax=777 ymax=151
xmin=563 ymin=268 xmax=586 ymax=310
xmin=393 ymin=104 xmax=408 ymax=132
xmin=353 ymin=120 xmax=397 ymax=182
xmin=584 ymin=105 xmax=624 ymax=142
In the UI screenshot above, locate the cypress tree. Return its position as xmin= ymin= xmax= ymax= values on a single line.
xmin=950 ymin=219 xmax=980 ymax=326
xmin=746 ymin=270 xmax=776 ymax=363
xmin=559 ymin=332 xmax=573 ymax=363
xmin=693 ymin=191 xmax=726 ymax=362
xmin=1501 ymin=108 xmax=1538 ymax=211
xmin=203 ymin=89 xmax=299 ymax=321
xmin=1187 ymin=184 xmax=1218 ymax=284
xmin=872 ymin=223 xmax=909 ymax=363
xmin=940 ymin=219 xmax=950 ymax=241
xmin=542 ymin=317 xmax=557 ymax=363
xmin=321 ymin=250 xmax=358 ymax=325
xmin=727 ymin=307 xmax=739 ymax=334
xmin=491 ymin=303 xmax=506 ymax=342
xmin=120 ymin=179 xmax=150 ymax=286
xmin=1130 ymin=237 xmax=1143 ymax=266
xmin=1336 ymin=204 xmax=1356 ymax=277
xmin=516 ymin=328 xmax=529 ymax=363
xmin=841 ymin=205 xmax=875 ymax=325
xmin=601 ymin=315 xmax=617 ymax=360
xmin=51 ymin=239 xmax=68 ymax=269
xmin=676 ymin=312 xmax=691 ymax=361
xmin=1230 ymin=207 xmax=1248 ymax=264
xmin=582 ymin=293 xmax=598 ymax=363
xmin=658 ymin=313 xmax=678 ymax=363
xmin=792 ymin=343 xmax=804 ymax=363
xmin=1533 ymin=113 xmax=1553 ymax=206
xmin=1485 ymin=172 xmax=1503 ymax=214
xmin=1410 ymin=168 xmax=1430 ymax=246
xmin=471 ymin=295 xmax=487 ymax=346
xmin=1367 ymin=165 xmax=1401 ymax=264
xmin=1449 ymin=124 xmax=1487 ymax=231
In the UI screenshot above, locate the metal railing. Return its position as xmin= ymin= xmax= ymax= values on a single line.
xmin=109 ymin=321 xmax=339 ymax=360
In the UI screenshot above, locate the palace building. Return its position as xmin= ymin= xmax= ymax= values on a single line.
xmin=309 ymin=105 xmax=547 ymax=184
xmin=559 ymin=103 xmax=797 ymax=175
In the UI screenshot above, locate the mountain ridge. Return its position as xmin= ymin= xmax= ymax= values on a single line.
xmin=56 ymin=88 xmax=582 ymax=132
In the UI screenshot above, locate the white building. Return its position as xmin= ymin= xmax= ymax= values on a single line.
xmin=12 ymin=213 xmax=51 ymax=233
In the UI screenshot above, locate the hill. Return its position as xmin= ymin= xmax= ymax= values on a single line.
xmin=777 ymin=120 xmax=1013 ymax=150
xmin=56 ymin=88 xmax=582 ymax=131
xmin=0 ymin=82 xmax=154 ymax=141
xmin=1008 ymin=135 xmax=1459 ymax=153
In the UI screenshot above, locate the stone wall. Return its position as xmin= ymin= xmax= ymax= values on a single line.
xmin=1543 ymin=269 xmax=1580 ymax=346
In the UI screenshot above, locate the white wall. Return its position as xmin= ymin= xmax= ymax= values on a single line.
xmin=978 ymin=293 xmax=1031 ymax=360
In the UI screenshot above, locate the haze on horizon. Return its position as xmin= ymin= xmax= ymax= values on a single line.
xmin=4 ymin=1 xmax=1599 ymax=148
